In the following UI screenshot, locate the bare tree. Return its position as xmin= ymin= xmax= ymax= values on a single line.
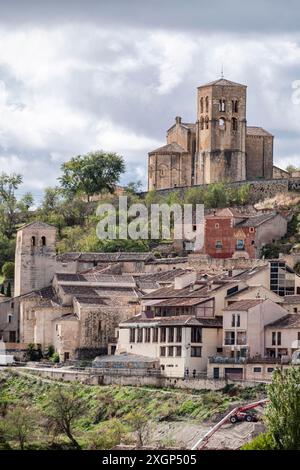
xmin=44 ymin=386 xmax=88 ymax=450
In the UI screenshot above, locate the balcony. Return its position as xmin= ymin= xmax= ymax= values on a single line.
xmin=209 ymin=356 xmax=246 ymax=364
xmin=209 ymin=355 xmax=291 ymax=365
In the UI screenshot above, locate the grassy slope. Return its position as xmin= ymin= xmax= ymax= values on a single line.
xmin=0 ymin=370 xmax=267 ymax=449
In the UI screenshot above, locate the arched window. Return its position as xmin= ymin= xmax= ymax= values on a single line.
xmin=41 ymin=236 xmax=46 ymax=246
xmin=205 ymin=115 xmax=209 ymax=129
xmin=232 ymin=100 xmax=238 ymax=112
xmin=200 ymin=116 xmax=204 ymax=130
xmin=219 ymin=117 xmax=226 ymax=129
xmin=219 ymin=99 xmax=226 ymax=112
xmin=31 ymin=236 xmax=36 ymax=247
xmin=200 ymin=97 xmax=203 ymax=114
xmin=232 ymin=118 xmax=238 ymax=131
xmin=205 ymin=96 xmax=209 ymax=113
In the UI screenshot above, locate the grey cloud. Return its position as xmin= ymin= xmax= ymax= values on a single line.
xmin=0 ymin=1 xmax=300 ymax=33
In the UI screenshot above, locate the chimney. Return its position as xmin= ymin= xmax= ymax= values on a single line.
xmin=175 ymin=116 xmax=182 ymax=125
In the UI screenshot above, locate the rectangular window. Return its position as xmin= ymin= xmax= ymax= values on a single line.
xmin=160 ymin=327 xmax=166 ymax=343
xmin=152 ymin=327 xmax=158 ymax=343
xmin=237 ymin=331 xmax=247 ymax=345
xmin=168 ymin=327 xmax=174 ymax=343
xmin=168 ymin=346 xmax=174 ymax=357
xmin=236 ymin=239 xmax=244 ymax=250
xmin=215 ymin=240 xmax=223 ymax=249
xmin=298 ymin=332 xmax=300 ymax=342
xmin=191 ymin=346 xmax=202 ymax=357
xmin=160 ymin=346 xmax=166 ymax=357
xmin=231 ymin=314 xmax=235 ymax=327
xmin=176 ymin=327 xmax=182 ymax=342
xmin=144 ymin=328 xmax=151 ymax=343
xmin=267 ymin=368 xmax=274 ymax=373
xmin=253 ymin=367 xmax=262 ymax=373
xmin=137 ymin=328 xmax=143 ymax=343
xmin=9 ymin=331 xmax=16 ymax=342
xmin=237 ymin=314 xmax=240 ymax=327
xmin=225 ymin=331 xmax=235 ymax=345
xmin=294 ymin=307 xmax=298 ymax=313
xmin=272 ymin=332 xmax=276 ymax=346
xmin=176 ymin=346 xmax=182 ymax=357
xmin=129 ymin=328 xmax=136 ymax=343
xmin=277 ymin=332 xmax=281 ymax=346
xmin=191 ymin=326 xmax=202 ymax=343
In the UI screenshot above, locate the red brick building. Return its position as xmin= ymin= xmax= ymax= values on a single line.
xmin=203 ymin=208 xmax=287 ymax=259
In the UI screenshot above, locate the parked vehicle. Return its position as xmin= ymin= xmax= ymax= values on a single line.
xmin=0 ymin=354 xmax=15 ymax=366
xmin=229 ymin=411 xmax=258 ymax=423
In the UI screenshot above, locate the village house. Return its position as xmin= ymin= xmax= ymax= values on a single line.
xmin=117 ymin=314 xmax=223 ymax=378
xmin=265 ymin=313 xmax=300 ymax=358
xmin=203 ymin=208 xmax=287 ymax=259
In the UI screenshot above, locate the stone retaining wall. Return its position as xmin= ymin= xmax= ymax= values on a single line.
xmin=140 ymin=177 xmax=300 ymax=203
xmin=17 ymin=367 xmax=265 ymax=391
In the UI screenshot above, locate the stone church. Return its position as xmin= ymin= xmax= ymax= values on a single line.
xmin=148 ymin=78 xmax=279 ymax=190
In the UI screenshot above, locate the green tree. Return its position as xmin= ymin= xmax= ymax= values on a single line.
xmin=124 ymin=180 xmax=143 ymax=195
xmin=59 ymin=151 xmax=125 ymax=201
xmin=88 ymin=419 xmax=127 ymax=450
xmin=44 ymin=386 xmax=88 ymax=450
xmin=286 ymin=164 xmax=298 ymax=175
xmin=265 ymin=367 xmax=300 ymax=449
xmin=2 ymin=261 xmax=14 ymax=280
xmin=2 ymin=406 xmax=37 ymax=450
xmin=0 ymin=173 xmax=33 ymax=238
xmin=260 ymin=243 xmax=281 ymax=259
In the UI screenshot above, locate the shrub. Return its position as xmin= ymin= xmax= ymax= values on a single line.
xmin=50 ymin=353 xmax=60 ymax=364
xmin=241 ymin=432 xmax=276 ymax=450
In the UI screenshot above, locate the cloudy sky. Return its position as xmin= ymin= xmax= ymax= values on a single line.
xmin=1 ymin=0 xmax=300 ymax=202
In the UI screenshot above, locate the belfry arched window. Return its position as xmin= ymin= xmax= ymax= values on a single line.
xmin=232 ymin=100 xmax=238 ymax=113
xmin=200 ymin=97 xmax=204 ymax=114
xmin=205 ymin=115 xmax=209 ymax=129
xmin=205 ymin=96 xmax=209 ymax=113
xmin=31 ymin=236 xmax=36 ymax=247
xmin=41 ymin=236 xmax=46 ymax=246
xmin=200 ymin=116 xmax=204 ymax=130
xmin=219 ymin=99 xmax=226 ymax=112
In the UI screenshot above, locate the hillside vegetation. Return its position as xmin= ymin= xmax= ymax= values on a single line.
xmin=0 ymin=370 xmax=265 ymax=450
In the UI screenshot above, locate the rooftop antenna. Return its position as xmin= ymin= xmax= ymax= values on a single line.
xmin=221 ymin=64 xmax=224 ymax=79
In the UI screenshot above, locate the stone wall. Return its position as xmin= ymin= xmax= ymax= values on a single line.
xmin=188 ymin=254 xmax=268 ymax=271
xmin=141 ymin=177 xmax=300 ymax=204
xmin=18 ymin=366 xmax=267 ymax=391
